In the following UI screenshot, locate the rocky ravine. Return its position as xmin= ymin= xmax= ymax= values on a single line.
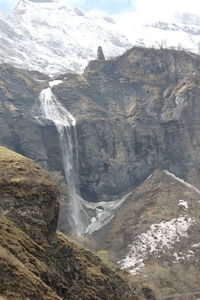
xmin=0 ymin=146 xmax=154 ymax=300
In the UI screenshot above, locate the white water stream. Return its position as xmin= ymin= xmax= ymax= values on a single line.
xmin=39 ymin=80 xmax=85 ymax=236
xmin=38 ymin=80 xmax=132 ymax=236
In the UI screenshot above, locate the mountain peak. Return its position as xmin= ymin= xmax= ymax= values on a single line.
xmin=14 ymin=0 xmax=71 ymax=13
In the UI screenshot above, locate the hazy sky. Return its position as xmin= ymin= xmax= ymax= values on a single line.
xmin=0 ymin=0 xmax=200 ymax=14
xmin=67 ymin=0 xmax=134 ymax=13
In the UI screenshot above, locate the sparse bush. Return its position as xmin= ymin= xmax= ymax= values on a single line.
xmin=96 ymin=250 xmax=115 ymax=268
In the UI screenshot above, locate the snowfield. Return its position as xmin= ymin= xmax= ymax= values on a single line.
xmin=1 ymin=0 xmax=200 ymax=75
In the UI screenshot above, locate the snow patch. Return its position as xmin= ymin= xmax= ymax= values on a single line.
xmin=173 ymin=249 xmax=195 ymax=261
xmin=192 ymin=243 xmax=200 ymax=248
xmin=163 ymin=170 xmax=200 ymax=194
xmin=178 ymin=199 xmax=188 ymax=210
xmin=119 ymin=216 xmax=195 ymax=274
xmin=144 ymin=174 xmax=152 ymax=182
xmin=83 ymin=192 xmax=131 ymax=235
xmin=49 ymin=80 xmax=63 ymax=87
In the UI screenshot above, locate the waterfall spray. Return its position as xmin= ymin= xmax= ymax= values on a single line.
xmin=39 ymin=81 xmax=86 ymax=236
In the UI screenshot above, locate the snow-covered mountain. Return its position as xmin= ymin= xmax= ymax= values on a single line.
xmin=0 ymin=0 xmax=200 ymax=75
xmin=115 ymin=12 xmax=200 ymax=51
xmin=0 ymin=0 xmax=130 ymax=75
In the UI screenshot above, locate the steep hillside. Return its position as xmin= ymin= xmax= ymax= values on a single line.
xmin=0 ymin=146 xmax=153 ymax=300
xmin=91 ymin=170 xmax=200 ymax=298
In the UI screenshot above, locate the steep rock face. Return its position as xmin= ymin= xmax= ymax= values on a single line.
xmin=1 ymin=47 xmax=200 ymax=204
xmin=0 ymin=147 xmax=153 ymax=300
xmin=0 ymin=65 xmax=63 ymax=170
xmin=53 ymin=47 xmax=200 ymax=201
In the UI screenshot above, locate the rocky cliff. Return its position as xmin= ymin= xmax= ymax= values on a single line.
xmin=2 ymin=47 xmax=200 ymax=204
xmin=54 ymin=47 xmax=200 ymax=203
xmin=0 ymin=146 xmax=154 ymax=300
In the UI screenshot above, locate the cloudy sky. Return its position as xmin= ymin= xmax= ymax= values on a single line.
xmin=0 ymin=0 xmax=200 ymax=15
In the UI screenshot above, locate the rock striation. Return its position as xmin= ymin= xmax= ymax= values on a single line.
xmin=0 ymin=146 xmax=154 ymax=300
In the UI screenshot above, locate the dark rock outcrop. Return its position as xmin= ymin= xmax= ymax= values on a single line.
xmin=0 ymin=146 xmax=153 ymax=300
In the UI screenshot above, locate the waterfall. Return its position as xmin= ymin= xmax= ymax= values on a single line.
xmin=39 ymin=81 xmax=85 ymax=236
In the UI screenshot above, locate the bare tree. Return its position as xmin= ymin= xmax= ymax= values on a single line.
xmin=155 ymin=39 xmax=167 ymax=49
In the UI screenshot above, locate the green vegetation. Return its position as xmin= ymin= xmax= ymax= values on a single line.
xmin=96 ymin=250 xmax=113 ymax=267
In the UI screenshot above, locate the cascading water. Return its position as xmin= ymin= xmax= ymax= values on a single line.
xmin=37 ymin=80 xmax=131 ymax=237
xmin=39 ymin=80 xmax=86 ymax=236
